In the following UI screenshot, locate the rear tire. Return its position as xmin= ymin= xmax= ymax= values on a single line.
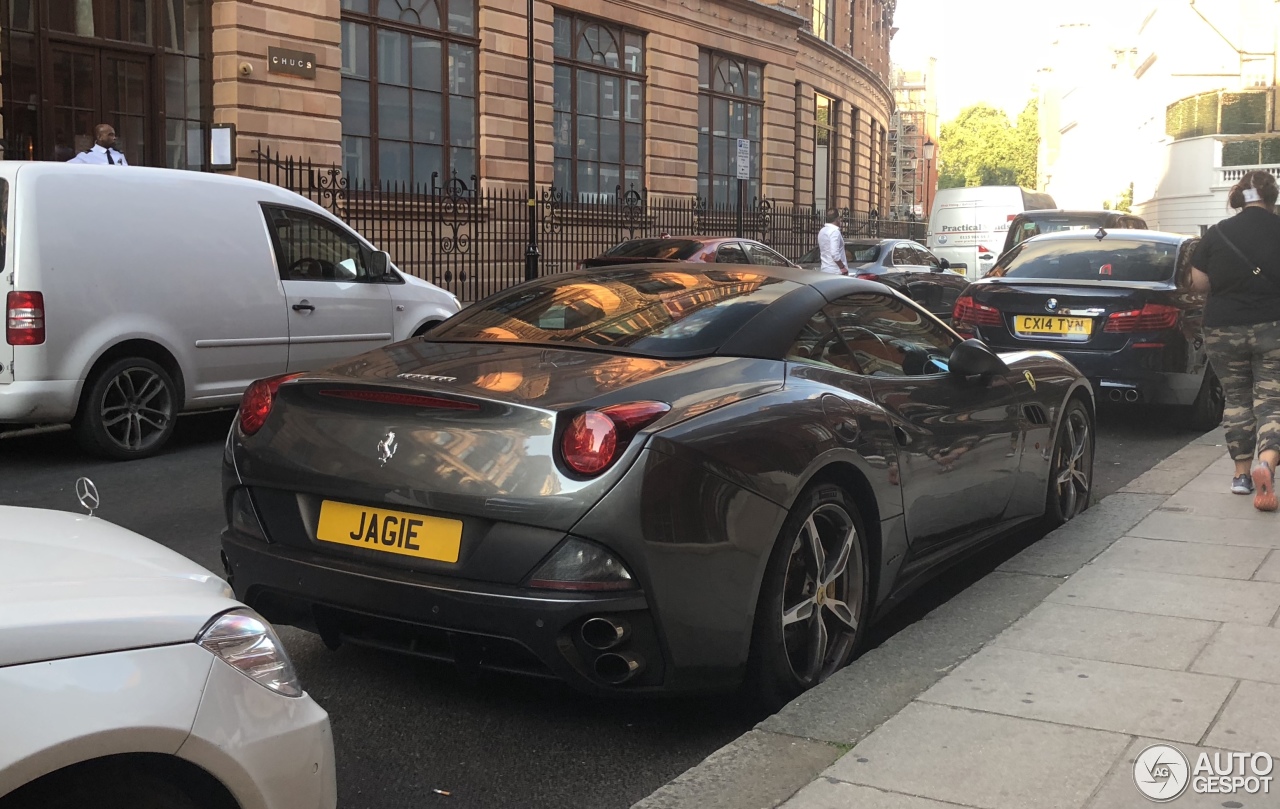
xmin=1184 ymin=365 xmax=1225 ymax=433
xmin=73 ymin=356 xmax=178 ymax=460
xmin=1044 ymin=398 xmax=1094 ymax=527
xmin=746 ymin=483 xmax=871 ymax=711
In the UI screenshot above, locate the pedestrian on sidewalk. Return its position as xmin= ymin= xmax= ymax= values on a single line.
xmin=1190 ymin=169 xmax=1280 ymax=511
xmin=817 ymin=210 xmax=848 ymax=275
xmin=67 ymin=124 xmax=129 ymax=166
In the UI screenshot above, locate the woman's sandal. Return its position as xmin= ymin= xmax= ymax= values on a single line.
xmin=1252 ymin=462 xmax=1278 ymax=512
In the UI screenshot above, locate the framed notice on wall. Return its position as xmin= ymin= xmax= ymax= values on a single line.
xmin=210 ymin=124 xmax=236 ymax=171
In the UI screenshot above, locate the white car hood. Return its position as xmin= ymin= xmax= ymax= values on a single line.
xmin=0 ymin=506 xmax=239 ymax=667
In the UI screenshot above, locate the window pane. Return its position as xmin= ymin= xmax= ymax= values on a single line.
xmin=10 ymin=0 xmax=35 ymax=31
xmin=379 ymin=140 xmax=412 ymax=186
xmin=747 ymin=104 xmax=761 ymax=141
xmin=165 ymin=55 xmax=185 ymax=118
xmin=185 ymin=56 xmax=202 ymax=120
xmin=729 ymin=100 xmax=745 ymax=138
xmin=450 ymin=96 xmax=476 ymax=147
xmin=186 ymin=121 xmax=204 ymax=168
xmin=554 ymin=65 xmax=571 ymax=112
xmin=449 ymin=44 xmax=475 ymax=97
xmin=379 ymin=84 xmax=410 ymax=139
xmin=625 ymin=122 xmax=642 ymax=165
xmin=129 ymin=0 xmax=151 ymax=43
xmin=378 ymin=29 xmax=410 ymax=86
xmin=625 ymin=80 xmax=643 ymax=122
xmin=577 ymin=71 xmax=599 ymax=116
xmin=183 ymin=0 xmax=203 ymax=56
xmin=601 ymin=118 xmax=620 ymax=163
xmin=165 ymin=118 xmax=185 ymax=169
xmin=698 ymin=133 xmax=710 ymax=174
xmin=600 ymin=164 xmax=621 ymax=196
xmin=342 ymin=0 xmax=369 ymax=11
xmin=162 ymin=0 xmax=184 ymax=50
xmin=342 ymin=78 xmax=370 ymax=137
xmin=554 ymin=14 xmax=571 ymax=58
xmin=412 ymin=89 xmax=442 ymax=142
xmin=625 ymin=165 xmax=641 ymax=187
xmin=411 ymin=37 xmax=441 ymax=90
xmin=712 ymin=97 xmax=728 ymax=137
xmin=448 ymin=0 xmax=474 ymax=35
xmin=698 ymin=175 xmax=709 ymax=201
xmin=341 ymin=22 xmax=369 ymax=78
xmin=747 ymin=64 xmax=761 ymax=99
xmin=451 ymin=147 xmax=476 ymax=184
xmin=343 ymin=135 xmax=371 ymax=185
xmin=698 ymin=52 xmax=710 ymax=89
xmin=625 ymin=33 xmax=643 ymax=73
xmin=577 ymin=116 xmax=598 ymax=160
xmin=601 ymin=75 xmax=620 ymax=119
xmin=713 ymin=135 xmax=727 ymax=175
xmin=554 ymin=157 xmax=571 ymax=192
xmin=577 ymin=161 xmax=598 ymax=197
xmin=554 ymin=110 xmax=571 ymax=157
xmin=413 ymin=143 xmax=443 ymax=185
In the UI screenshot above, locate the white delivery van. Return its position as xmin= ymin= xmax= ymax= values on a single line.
xmin=926 ymin=186 xmax=1056 ymax=280
xmin=0 ymin=163 xmax=460 ymax=459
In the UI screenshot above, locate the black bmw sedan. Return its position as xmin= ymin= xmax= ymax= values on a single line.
xmin=952 ymin=230 xmax=1224 ymax=430
xmin=221 ymin=264 xmax=1094 ymax=705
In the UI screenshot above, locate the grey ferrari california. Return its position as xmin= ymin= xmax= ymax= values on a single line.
xmin=220 ymin=264 xmax=1094 ymax=705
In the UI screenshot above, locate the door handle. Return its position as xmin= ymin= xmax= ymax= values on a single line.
xmin=292 ymin=302 xmax=315 ymax=312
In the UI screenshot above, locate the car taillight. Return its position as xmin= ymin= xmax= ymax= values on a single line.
xmin=6 ymin=291 xmax=44 ymax=346
xmin=953 ymin=295 xmax=1001 ymax=327
xmin=560 ymin=401 xmax=671 ymax=476
xmin=856 ymin=272 xmax=880 ymax=281
xmin=238 ymin=373 xmax=304 ymax=436
xmin=1104 ymin=303 xmax=1180 ymax=333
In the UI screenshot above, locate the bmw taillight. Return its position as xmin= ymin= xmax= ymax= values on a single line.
xmin=1104 ymin=303 xmax=1180 ymax=333
xmin=559 ymin=401 xmax=671 ymax=476
xmin=238 ymin=373 xmax=304 ymax=436
xmin=856 ymin=272 xmax=880 ymax=281
xmin=953 ymin=295 xmax=1001 ymax=329
xmin=6 ymin=291 xmax=44 ymax=346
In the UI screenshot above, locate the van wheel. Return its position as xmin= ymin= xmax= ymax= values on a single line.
xmin=746 ymin=483 xmax=870 ymax=711
xmin=75 ymin=357 xmax=178 ymax=460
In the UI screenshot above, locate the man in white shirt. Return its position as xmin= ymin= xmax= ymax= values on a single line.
xmin=67 ymin=124 xmax=129 ymax=166
xmin=817 ymin=210 xmax=848 ymax=275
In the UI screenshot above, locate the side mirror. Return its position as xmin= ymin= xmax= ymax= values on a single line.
xmin=368 ymin=249 xmax=392 ymax=277
xmin=937 ymin=258 xmax=950 ymax=271
xmin=949 ymin=338 xmax=1009 ymax=378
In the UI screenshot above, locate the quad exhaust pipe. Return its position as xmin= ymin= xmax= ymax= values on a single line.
xmin=580 ymin=617 xmax=629 ymax=650
xmin=594 ymin=652 xmax=644 ymax=684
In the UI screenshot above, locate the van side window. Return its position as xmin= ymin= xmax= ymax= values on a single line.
xmin=264 ymin=206 xmax=369 ymax=282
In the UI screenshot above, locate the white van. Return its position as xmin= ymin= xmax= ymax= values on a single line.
xmin=0 ymin=163 xmax=460 ymax=459
xmin=926 ymin=186 xmax=1056 ymax=279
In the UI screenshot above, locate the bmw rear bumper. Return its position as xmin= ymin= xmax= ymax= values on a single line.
xmin=1050 ymin=348 xmax=1203 ymax=406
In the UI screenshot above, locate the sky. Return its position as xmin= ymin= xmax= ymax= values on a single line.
xmin=891 ymin=0 xmax=1068 ymax=123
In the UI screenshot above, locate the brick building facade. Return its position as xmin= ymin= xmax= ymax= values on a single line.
xmin=1 ymin=0 xmax=895 ymax=214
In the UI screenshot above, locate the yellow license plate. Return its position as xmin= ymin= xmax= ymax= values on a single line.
xmin=1015 ymin=315 xmax=1092 ymax=336
xmin=316 ymin=500 xmax=462 ymax=563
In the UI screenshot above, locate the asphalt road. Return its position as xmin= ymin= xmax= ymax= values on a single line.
xmin=0 ymin=402 xmax=1210 ymax=809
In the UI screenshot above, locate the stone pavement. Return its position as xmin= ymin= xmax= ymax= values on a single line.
xmin=635 ymin=428 xmax=1280 ymax=809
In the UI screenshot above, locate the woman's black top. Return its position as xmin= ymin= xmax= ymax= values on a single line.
xmin=1191 ymin=206 xmax=1280 ymax=327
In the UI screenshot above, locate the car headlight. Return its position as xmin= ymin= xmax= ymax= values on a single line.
xmin=198 ymin=609 xmax=302 ymax=697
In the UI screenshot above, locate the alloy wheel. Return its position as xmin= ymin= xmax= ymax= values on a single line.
xmin=780 ymin=503 xmax=864 ymax=685
xmin=1054 ymin=408 xmax=1092 ymax=518
xmin=100 ymin=367 xmax=174 ymax=452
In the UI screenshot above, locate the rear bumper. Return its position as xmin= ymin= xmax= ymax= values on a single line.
xmin=220 ymin=530 xmax=681 ymax=694
xmin=0 ymin=379 xmax=80 ymax=424
xmin=1047 ymin=348 xmax=1203 ymax=406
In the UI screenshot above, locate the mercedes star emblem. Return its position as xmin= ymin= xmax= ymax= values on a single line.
xmin=377 ymin=431 xmax=399 ymax=467
xmin=75 ymin=477 xmax=100 ymax=517
xmin=1045 ymin=298 xmax=1059 ymax=312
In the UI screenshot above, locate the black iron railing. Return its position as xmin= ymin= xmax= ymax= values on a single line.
xmin=256 ymin=145 xmax=928 ymax=302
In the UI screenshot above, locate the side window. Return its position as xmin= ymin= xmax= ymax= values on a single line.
xmin=890 ymin=244 xmax=915 ymax=266
xmin=785 ymin=311 xmax=862 ymax=374
xmin=916 ymin=247 xmax=941 ymax=269
xmin=745 ymin=242 xmax=791 ymax=267
xmin=265 ymin=206 xmax=369 ymax=282
xmin=716 ymin=242 xmax=750 ymax=264
xmin=825 ymin=293 xmax=958 ymax=377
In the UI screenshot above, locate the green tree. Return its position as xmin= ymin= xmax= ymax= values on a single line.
xmin=937 ymin=100 xmax=1040 ymax=190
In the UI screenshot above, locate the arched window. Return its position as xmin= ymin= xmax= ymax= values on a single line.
xmin=553 ymin=12 xmax=645 ymax=201
xmin=340 ymin=0 xmax=477 ymax=188
xmin=698 ymin=52 xmax=763 ymax=206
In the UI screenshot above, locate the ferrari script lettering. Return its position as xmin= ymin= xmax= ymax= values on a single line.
xmin=349 ymin=511 xmax=423 ymax=551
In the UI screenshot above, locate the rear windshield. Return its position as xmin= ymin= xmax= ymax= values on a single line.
xmin=602 ymin=239 xmax=705 ymax=260
xmin=991 ymin=239 xmax=1177 ymax=283
xmin=431 ymin=268 xmax=800 ymax=357
xmin=1008 ymin=216 xmax=1108 ymax=249
xmin=799 ymin=242 xmax=881 ymax=264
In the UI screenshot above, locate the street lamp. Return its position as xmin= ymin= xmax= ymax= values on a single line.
xmin=922 ymin=138 xmax=935 ymax=161
xmin=524 ymin=0 xmax=540 ymax=282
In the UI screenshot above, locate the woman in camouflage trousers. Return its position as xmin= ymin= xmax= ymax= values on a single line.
xmin=1190 ymin=170 xmax=1280 ymax=511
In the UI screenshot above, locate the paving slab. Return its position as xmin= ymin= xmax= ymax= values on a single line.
xmin=824 ymin=702 xmax=1129 ymax=809
xmin=917 ymin=646 xmax=1234 ymax=743
xmin=780 ymin=779 xmax=976 ymax=809
xmin=1204 ymin=680 xmax=1280 ymax=755
xmin=1047 ymin=566 xmax=1280 ymax=625
xmin=1119 ymin=443 xmax=1231 ymax=495
xmin=1091 ymin=536 xmax=1269 ymax=580
xmin=630 ymin=730 xmax=843 ymax=809
xmin=1127 ymin=511 xmax=1280 ymax=549
xmin=995 ymin=493 xmax=1166 ymax=578
xmin=1086 ymin=737 xmax=1274 ymax=809
xmin=1192 ymin=624 xmax=1280 ymax=685
xmin=993 ymin=601 xmax=1219 ymax=670
xmin=760 ymin=571 xmax=1060 ymax=745
xmin=1158 ymin=490 xmax=1280 ymax=521
xmin=1253 ymin=550 xmax=1280 ymax=583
